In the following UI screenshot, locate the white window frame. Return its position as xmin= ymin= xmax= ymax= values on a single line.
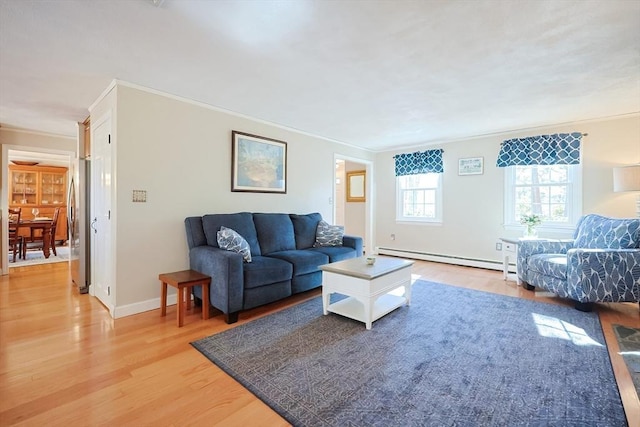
xmin=396 ymin=173 xmax=443 ymax=224
xmin=504 ymin=164 xmax=582 ymax=233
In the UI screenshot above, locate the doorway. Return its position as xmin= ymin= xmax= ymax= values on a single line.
xmin=2 ymin=147 xmax=72 ymax=273
xmin=334 ymin=156 xmax=373 ymax=255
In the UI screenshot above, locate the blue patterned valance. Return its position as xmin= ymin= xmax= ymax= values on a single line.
xmin=394 ymin=149 xmax=444 ymax=176
xmin=496 ymin=132 xmax=582 ymax=167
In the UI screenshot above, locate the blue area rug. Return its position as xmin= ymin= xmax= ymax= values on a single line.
xmin=192 ymin=281 xmax=627 ymax=426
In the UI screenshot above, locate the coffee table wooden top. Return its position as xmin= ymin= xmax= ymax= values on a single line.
xmin=319 ymin=256 xmax=414 ymax=280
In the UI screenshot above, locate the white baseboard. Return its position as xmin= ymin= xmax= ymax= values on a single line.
xmin=376 ymin=247 xmax=516 ymax=273
xmin=113 ymin=293 xmax=189 ymax=319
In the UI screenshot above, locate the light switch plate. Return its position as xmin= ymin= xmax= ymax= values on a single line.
xmin=132 ymin=190 xmax=147 ymax=202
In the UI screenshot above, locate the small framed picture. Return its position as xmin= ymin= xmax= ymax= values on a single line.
xmin=458 ymin=157 xmax=484 ymax=176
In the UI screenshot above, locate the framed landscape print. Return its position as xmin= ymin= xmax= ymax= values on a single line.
xmin=458 ymin=157 xmax=484 ymax=176
xmin=231 ymin=131 xmax=287 ymax=193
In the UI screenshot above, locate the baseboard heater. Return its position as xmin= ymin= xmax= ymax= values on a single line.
xmin=376 ymin=247 xmax=517 ymax=273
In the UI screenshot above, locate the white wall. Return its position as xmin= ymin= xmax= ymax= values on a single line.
xmin=106 ymin=83 xmax=373 ymax=313
xmin=0 ymin=128 xmax=76 ymax=152
xmin=374 ymin=114 xmax=640 ymax=265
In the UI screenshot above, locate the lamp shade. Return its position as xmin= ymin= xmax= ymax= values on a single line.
xmin=613 ymin=165 xmax=640 ymax=192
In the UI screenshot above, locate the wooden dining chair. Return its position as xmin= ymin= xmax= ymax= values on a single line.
xmin=8 ymin=207 xmax=23 ymax=262
xmin=22 ymin=207 xmax=60 ymax=258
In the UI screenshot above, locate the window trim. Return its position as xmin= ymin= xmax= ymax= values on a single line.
xmin=396 ymin=173 xmax=443 ymax=224
xmin=503 ymin=164 xmax=582 ymax=233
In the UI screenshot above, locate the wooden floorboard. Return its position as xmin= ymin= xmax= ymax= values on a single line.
xmin=0 ymin=260 xmax=638 ymax=426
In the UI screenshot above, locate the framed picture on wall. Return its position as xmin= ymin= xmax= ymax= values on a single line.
xmin=346 ymin=170 xmax=366 ymax=202
xmin=458 ymin=157 xmax=484 ymax=176
xmin=231 ymin=131 xmax=287 ymax=193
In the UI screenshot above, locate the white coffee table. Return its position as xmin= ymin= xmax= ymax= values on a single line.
xmin=319 ymin=256 xmax=414 ymax=329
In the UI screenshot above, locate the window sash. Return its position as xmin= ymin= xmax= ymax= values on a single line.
xmin=504 ymin=165 xmax=581 ymax=230
xmin=396 ymin=174 xmax=442 ymax=223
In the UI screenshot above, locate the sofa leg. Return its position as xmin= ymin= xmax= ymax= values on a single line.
xmin=522 ymin=282 xmax=535 ymax=291
xmin=225 ymin=312 xmax=239 ymax=324
xmin=574 ymin=301 xmax=593 ymax=312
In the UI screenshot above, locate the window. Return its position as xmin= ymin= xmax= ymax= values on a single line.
xmin=396 ymin=173 xmax=442 ymax=223
xmin=505 ymin=164 xmax=582 ymax=230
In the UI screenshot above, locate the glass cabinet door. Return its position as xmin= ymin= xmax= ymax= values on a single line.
xmin=41 ymin=172 xmax=66 ymax=206
xmin=11 ymin=171 xmax=38 ymax=205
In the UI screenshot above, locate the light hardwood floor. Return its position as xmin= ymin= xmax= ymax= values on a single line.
xmin=1 ymin=261 xmax=639 ymax=426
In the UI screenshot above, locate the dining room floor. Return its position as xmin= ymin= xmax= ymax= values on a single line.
xmin=8 ymin=243 xmax=69 ymax=267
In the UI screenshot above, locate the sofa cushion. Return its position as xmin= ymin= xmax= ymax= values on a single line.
xmin=203 ymin=213 xmax=261 ymax=256
xmin=217 ymin=226 xmax=252 ymax=262
xmin=243 ymin=255 xmax=293 ymax=289
xmin=309 ymin=246 xmax=357 ymax=263
xmin=267 ymin=250 xmax=329 ymax=276
xmin=314 ymin=220 xmax=344 ymax=247
xmin=290 ymin=213 xmax=322 ymax=249
xmin=574 ymin=214 xmax=640 ymax=249
xmin=253 ymin=213 xmax=296 ymax=255
xmin=527 ymin=254 xmax=567 ymax=280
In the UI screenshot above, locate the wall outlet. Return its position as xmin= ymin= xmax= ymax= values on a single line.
xmin=495 ymin=242 xmax=502 ymax=251
xmin=390 ymin=233 xmax=396 ymax=241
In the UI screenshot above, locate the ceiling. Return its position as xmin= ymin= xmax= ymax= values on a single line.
xmin=1 ymin=0 xmax=639 ymax=152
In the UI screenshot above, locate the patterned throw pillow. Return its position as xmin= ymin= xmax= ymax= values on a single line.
xmin=314 ymin=220 xmax=344 ymax=247
xmin=217 ymin=226 xmax=252 ymax=262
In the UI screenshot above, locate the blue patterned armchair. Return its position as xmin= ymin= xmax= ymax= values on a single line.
xmin=517 ymin=214 xmax=640 ymax=311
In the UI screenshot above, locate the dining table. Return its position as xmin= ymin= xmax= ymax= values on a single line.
xmin=19 ymin=218 xmax=53 ymax=259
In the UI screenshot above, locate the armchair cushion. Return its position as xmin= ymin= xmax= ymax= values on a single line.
xmin=528 ymin=254 xmax=567 ymax=280
xmin=573 ymin=214 xmax=640 ymax=249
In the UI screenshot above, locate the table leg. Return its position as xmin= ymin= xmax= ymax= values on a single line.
xmin=405 ymin=281 xmax=412 ymax=306
xmin=364 ymin=298 xmax=373 ymax=330
xmin=322 ymin=288 xmax=330 ymax=315
xmin=202 ymin=282 xmax=210 ymax=320
xmin=503 ymin=254 xmax=509 ymax=280
xmin=186 ymin=286 xmax=192 ymax=311
xmin=161 ymin=282 xmax=167 ymax=317
xmin=177 ymin=286 xmax=185 ymax=327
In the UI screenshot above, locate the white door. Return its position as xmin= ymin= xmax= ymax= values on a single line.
xmin=91 ymin=117 xmax=112 ymax=311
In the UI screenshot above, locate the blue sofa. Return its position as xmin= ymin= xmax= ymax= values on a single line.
xmin=184 ymin=212 xmax=363 ymax=323
xmin=517 ymin=214 xmax=640 ymax=311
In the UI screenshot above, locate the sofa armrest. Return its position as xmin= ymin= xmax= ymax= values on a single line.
xmin=343 ymin=234 xmax=363 ymax=257
xmin=517 ymin=239 xmax=574 ymax=283
xmin=566 ymin=248 xmax=640 ymax=302
xmin=189 ymin=246 xmax=245 ymax=315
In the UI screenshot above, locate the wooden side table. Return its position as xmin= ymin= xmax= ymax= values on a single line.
xmin=500 ymin=237 xmax=519 ymax=282
xmin=159 ymin=270 xmax=211 ymax=327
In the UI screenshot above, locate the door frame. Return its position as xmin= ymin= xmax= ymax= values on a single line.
xmin=333 ymin=154 xmax=374 ymax=256
xmin=1 ymin=144 xmax=73 ymax=275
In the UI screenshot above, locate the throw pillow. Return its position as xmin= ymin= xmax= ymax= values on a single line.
xmin=314 ymin=220 xmax=344 ymax=247
xmin=217 ymin=226 xmax=252 ymax=262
